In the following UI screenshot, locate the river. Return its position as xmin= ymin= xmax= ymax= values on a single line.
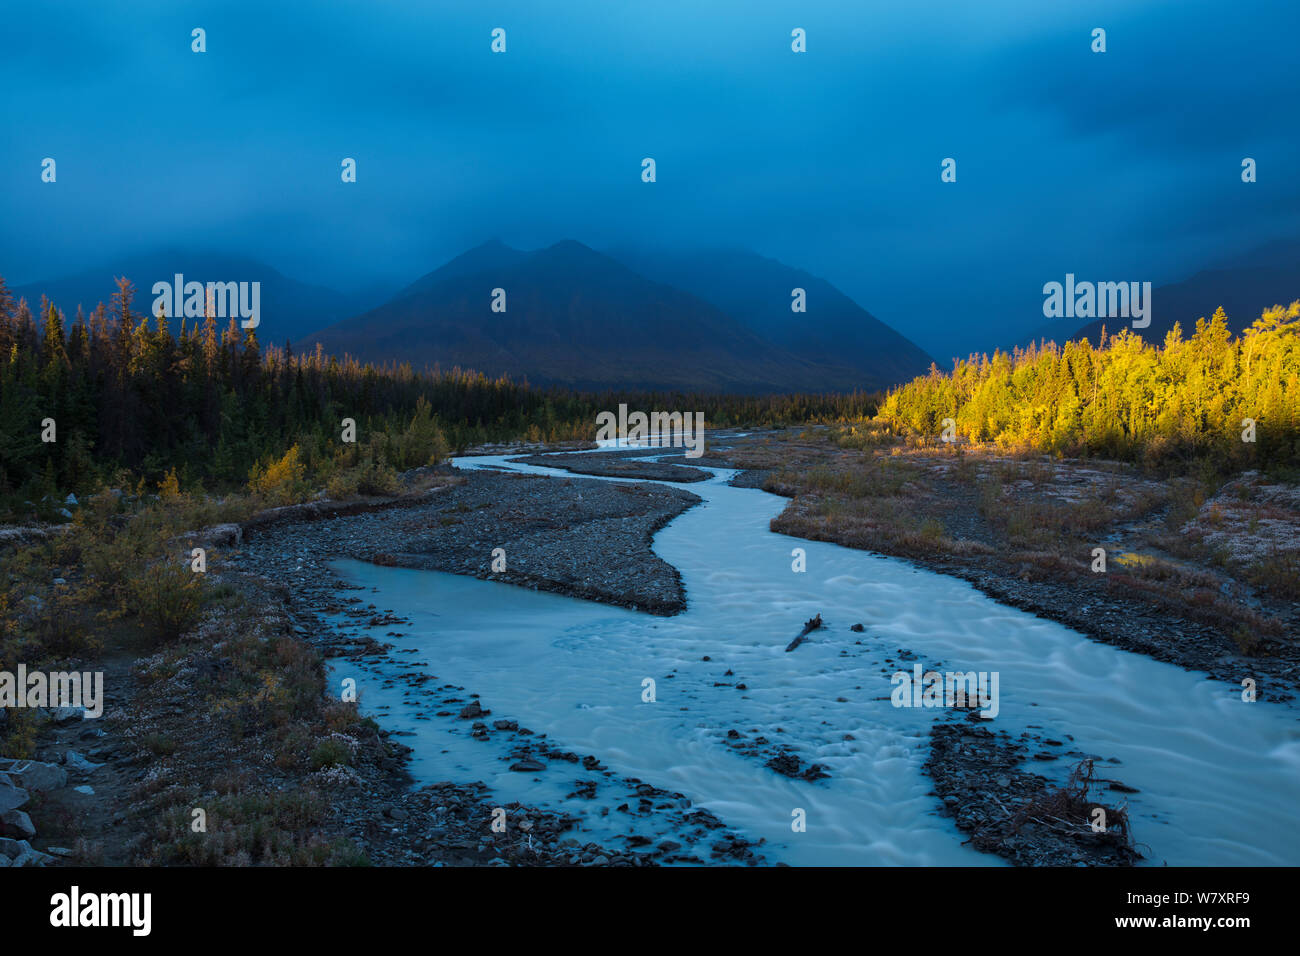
xmin=321 ymin=447 xmax=1300 ymax=866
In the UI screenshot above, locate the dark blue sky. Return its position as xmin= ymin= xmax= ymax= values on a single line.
xmin=2 ymin=0 xmax=1297 ymax=359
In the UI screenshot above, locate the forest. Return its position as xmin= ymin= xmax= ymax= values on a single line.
xmin=878 ymin=305 xmax=1300 ymax=476
xmin=0 ymin=276 xmax=877 ymax=517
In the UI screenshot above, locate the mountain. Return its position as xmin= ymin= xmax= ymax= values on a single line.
xmin=10 ymin=250 xmax=360 ymax=346
xmin=298 ymin=240 xmax=876 ymax=393
xmin=1071 ymin=239 xmax=1300 ymax=345
xmin=609 ymin=245 xmax=936 ymax=387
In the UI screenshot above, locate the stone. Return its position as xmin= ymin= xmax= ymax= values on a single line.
xmin=0 ymin=809 xmax=36 ymax=839
xmin=50 ymin=706 xmax=84 ymax=724
xmin=509 ymin=758 xmax=546 ymax=772
xmin=12 ymin=843 xmax=55 ymax=867
xmin=202 ymin=523 xmax=243 ymax=547
xmin=0 ymin=779 xmax=29 ymax=815
xmin=63 ymin=751 xmax=103 ymax=773
xmin=458 ymin=701 xmax=485 ymax=719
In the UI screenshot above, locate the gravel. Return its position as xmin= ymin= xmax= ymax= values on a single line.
xmin=233 ymin=467 xmax=701 ymax=616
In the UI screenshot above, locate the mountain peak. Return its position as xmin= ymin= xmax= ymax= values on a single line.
xmin=298 ymin=239 xmax=934 ymax=392
xmin=532 ymin=239 xmax=604 ymax=262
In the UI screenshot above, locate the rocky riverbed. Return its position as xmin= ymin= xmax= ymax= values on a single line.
xmin=234 ymin=467 xmax=700 ymax=616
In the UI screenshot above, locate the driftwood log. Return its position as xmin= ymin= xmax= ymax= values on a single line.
xmin=785 ymin=613 xmax=824 ymax=652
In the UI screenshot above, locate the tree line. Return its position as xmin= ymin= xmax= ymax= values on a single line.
xmin=878 ymin=305 xmax=1300 ymax=473
xmin=0 ymin=275 xmax=878 ymax=513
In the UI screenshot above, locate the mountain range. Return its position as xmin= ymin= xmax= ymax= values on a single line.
xmin=296 ymin=240 xmax=936 ymax=393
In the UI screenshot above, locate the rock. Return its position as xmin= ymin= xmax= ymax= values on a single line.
xmin=64 ymin=493 xmax=78 ymax=507
xmin=0 ymin=780 xmax=29 ymax=815
xmin=458 ymin=701 xmax=485 ymax=719
xmin=850 ymin=623 xmax=865 ymax=632
xmin=509 ymin=758 xmax=546 ymax=772
xmin=12 ymin=842 xmax=55 ymax=867
xmin=50 ymin=706 xmax=84 ymax=724
xmin=63 ymin=751 xmax=103 ymax=773
xmin=202 ymin=523 xmax=243 ymax=547
xmin=386 ymin=807 xmax=409 ymax=822
xmin=591 ymin=854 xmax=610 ymax=866
xmin=73 ymin=785 xmax=95 ymax=795
xmin=492 ymin=719 xmax=518 ymax=731
xmin=0 ymin=809 xmax=36 ymax=839
xmin=765 ymin=752 xmax=802 ymax=778
xmin=58 ymin=508 xmax=74 ymax=520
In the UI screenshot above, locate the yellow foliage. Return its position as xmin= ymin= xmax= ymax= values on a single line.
xmin=248 ymin=444 xmax=307 ymax=505
xmin=158 ymin=468 xmax=181 ymax=499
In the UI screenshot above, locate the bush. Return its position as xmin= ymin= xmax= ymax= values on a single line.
xmin=248 ymin=444 xmax=308 ymax=505
xmin=128 ymin=561 xmax=207 ymax=642
xmin=142 ymin=732 xmax=177 ymax=756
xmin=326 ymin=458 xmax=400 ymax=498
xmin=309 ymin=737 xmax=352 ymax=770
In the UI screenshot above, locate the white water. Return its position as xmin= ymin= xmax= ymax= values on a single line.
xmin=324 ymin=449 xmax=1300 ymax=866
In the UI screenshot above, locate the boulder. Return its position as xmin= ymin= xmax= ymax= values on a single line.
xmin=202 ymin=523 xmax=243 ymax=547
xmin=0 ymin=779 xmax=29 ymax=815
xmin=11 ymin=842 xmax=55 ymax=867
xmin=0 ymin=809 xmax=36 ymax=839
xmin=3 ymin=759 xmax=67 ymax=793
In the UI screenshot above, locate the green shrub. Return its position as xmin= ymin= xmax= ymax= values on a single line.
xmin=309 ymin=737 xmax=352 ymax=770
xmin=128 ymin=561 xmax=207 ymax=642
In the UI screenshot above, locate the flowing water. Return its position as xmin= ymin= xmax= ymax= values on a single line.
xmin=322 ymin=447 xmax=1300 ymax=866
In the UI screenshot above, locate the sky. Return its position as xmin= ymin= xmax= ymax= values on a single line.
xmin=2 ymin=0 xmax=1297 ymax=360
